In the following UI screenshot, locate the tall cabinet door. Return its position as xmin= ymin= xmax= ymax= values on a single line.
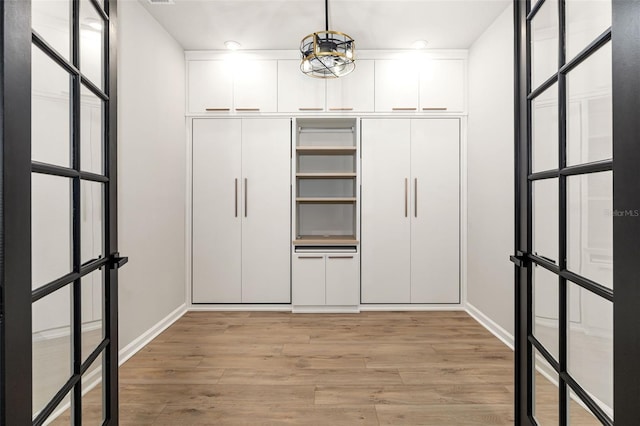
xmin=192 ymin=119 xmax=242 ymax=303
xmin=361 ymin=119 xmax=412 ymax=303
xmin=410 ymin=119 xmax=460 ymax=303
xmin=241 ymin=119 xmax=291 ymax=303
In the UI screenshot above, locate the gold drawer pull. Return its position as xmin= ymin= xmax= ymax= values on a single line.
xmin=205 ymin=108 xmax=230 ymax=112
xmin=329 ymin=107 xmax=354 ymax=111
xmin=298 ymin=107 xmax=323 ymax=111
xmin=422 ymin=107 xmax=448 ymax=111
xmin=392 ymin=107 xmax=417 ymax=111
xmin=235 ymin=108 xmax=260 ymax=112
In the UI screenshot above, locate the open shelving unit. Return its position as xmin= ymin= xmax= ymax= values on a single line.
xmin=293 ymin=118 xmax=359 ymax=247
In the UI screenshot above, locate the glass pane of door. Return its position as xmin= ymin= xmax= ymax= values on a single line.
xmin=520 ymin=0 xmax=614 ymax=423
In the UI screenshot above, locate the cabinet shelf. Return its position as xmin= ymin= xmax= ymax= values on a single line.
xmin=296 ymin=146 xmax=357 ymax=155
xmin=296 ymin=173 xmax=357 ymax=178
xmin=296 ymin=197 xmax=356 ymax=203
xmin=294 ymin=237 xmax=359 ymax=245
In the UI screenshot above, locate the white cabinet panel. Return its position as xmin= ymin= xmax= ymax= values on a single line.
xmin=192 ymin=119 xmax=242 ymax=303
xmin=361 ymin=118 xmax=460 ymax=304
xmin=326 ymin=60 xmax=375 ymax=112
xmin=326 ymin=254 xmax=359 ymax=305
xmin=234 ymin=60 xmax=278 ymax=113
xmin=420 ymin=59 xmax=465 ymax=113
xmin=241 ymin=119 xmax=291 ymax=303
xmin=374 ymin=59 xmax=419 ymax=112
xmin=410 ymin=119 xmax=460 ymax=303
xmin=361 ymin=119 xmax=412 ymax=303
xmin=277 ymin=60 xmax=326 ymax=112
xmin=188 ymin=61 xmax=233 ymax=114
xmin=292 ymin=255 xmax=325 ymax=305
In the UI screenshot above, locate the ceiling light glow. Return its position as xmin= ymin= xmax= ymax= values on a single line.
xmin=412 ymin=40 xmax=429 ymax=49
xmin=224 ymin=40 xmax=241 ymax=51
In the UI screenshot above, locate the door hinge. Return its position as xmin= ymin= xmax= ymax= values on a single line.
xmin=510 ymin=250 xmax=529 ymax=267
xmin=110 ymin=252 xmax=129 ymax=269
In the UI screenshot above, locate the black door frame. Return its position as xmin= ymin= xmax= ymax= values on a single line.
xmin=0 ymin=0 xmax=123 ymax=424
xmin=513 ymin=0 xmax=640 ymax=424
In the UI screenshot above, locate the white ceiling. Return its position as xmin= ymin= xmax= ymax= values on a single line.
xmin=137 ymin=0 xmax=510 ymax=51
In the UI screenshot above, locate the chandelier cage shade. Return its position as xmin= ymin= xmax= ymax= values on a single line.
xmin=300 ymin=0 xmax=355 ymax=78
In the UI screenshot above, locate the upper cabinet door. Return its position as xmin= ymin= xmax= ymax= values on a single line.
xmin=188 ymin=60 xmax=233 ymax=114
xmin=233 ymin=60 xmax=278 ymax=113
xmin=374 ymin=59 xmax=419 ymax=112
xmin=277 ymin=60 xmax=326 ymax=113
xmin=420 ymin=59 xmax=466 ymax=113
xmin=326 ymin=60 xmax=375 ymax=112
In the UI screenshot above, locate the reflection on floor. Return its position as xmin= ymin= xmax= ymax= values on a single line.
xmin=534 ymin=317 xmax=613 ymax=415
xmin=51 ymin=311 xmax=600 ymax=425
xmin=33 ymin=326 xmax=102 ymax=419
xmin=534 ymin=371 xmax=602 ymax=425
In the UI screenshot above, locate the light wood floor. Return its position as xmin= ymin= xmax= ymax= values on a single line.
xmin=52 ymin=311 xmax=600 ymax=425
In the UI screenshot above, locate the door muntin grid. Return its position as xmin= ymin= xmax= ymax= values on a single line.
xmin=525 ymin=0 xmax=613 ymax=424
xmin=30 ymin=0 xmax=114 ymax=424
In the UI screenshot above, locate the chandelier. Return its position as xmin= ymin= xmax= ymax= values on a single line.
xmin=300 ymin=0 xmax=355 ymax=78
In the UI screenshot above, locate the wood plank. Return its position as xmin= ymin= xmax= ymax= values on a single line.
xmin=119 ymin=367 xmax=225 ymax=385
xmin=52 ymin=311 xmax=529 ymax=425
xmin=376 ymin=404 xmax=514 ymax=425
xmin=314 ymin=384 xmax=512 ymax=406
xmin=218 ymin=368 xmax=403 ymax=386
xmin=154 ymin=403 xmax=378 ymax=425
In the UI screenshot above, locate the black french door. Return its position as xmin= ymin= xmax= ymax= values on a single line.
xmin=514 ymin=0 xmax=640 ymax=424
xmin=1 ymin=0 xmax=124 ymax=424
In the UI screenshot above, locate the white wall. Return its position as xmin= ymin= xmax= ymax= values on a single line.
xmin=118 ymin=0 xmax=186 ymax=350
xmin=466 ymin=4 xmax=515 ymax=341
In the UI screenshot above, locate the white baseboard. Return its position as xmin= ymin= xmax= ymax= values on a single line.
xmin=465 ymin=302 xmax=514 ymax=350
xmin=360 ymin=304 xmax=464 ymax=311
xmin=119 ymin=303 xmax=188 ymax=365
xmin=292 ymin=305 xmax=360 ymax=314
xmin=188 ymin=304 xmax=292 ymax=311
xmin=189 ymin=304 xmax=465 ymax=312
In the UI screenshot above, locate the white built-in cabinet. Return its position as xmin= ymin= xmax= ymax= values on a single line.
xmin=186 ymin=53 xmax=466 ymax=115
xmin=361 ymin=118 xmax=460 ymax=303
xmin=188 ymin=60 xmax=233 ymax=113
xmin=326 ymin=60 xmax=375 ymax=112
xmin=374 ymin=58 xmax=466 ymax=113
xmin=292 ymin=252 xmax=360 ymax=307
xmin=420 ymin=60 xmax=466 ymax=112
xmin=192 ymin=118 xmax=291 ymax=303
xmin=188 ymin=59 xmax=278 ymax=114
xmin=277 ymin=59 xmax=376 ymax=113
xmin=374 ymin=59 xmax=420 ymax=112
xmin=278 ymin=60 xmax=326 ymax=112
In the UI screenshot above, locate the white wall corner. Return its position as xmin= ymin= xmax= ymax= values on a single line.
xmin=119 ymin=303 xmax=188 ymax=366
xmin=466 ymin=302 xmax=514 ymax=350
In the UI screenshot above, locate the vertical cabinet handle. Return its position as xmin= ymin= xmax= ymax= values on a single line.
xmin=235 ymin=178 xmax=238 ymax=217
xmin=244 ymin=178 xmax=248 ymax=217
xmin=404 ymin=178 xmax=408 ymax=217
xmin=414 ymin=178 xmax=418 ymax=218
